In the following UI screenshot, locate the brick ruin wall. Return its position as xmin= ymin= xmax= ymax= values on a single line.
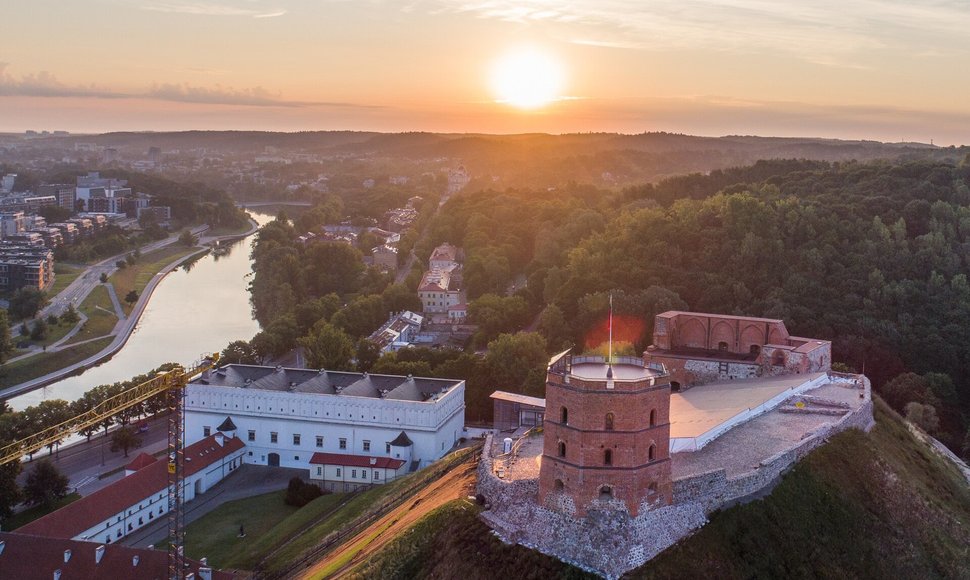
xmin=476 ymin=374 xmax=874 ymax=578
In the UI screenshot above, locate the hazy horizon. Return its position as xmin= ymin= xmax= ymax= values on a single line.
xmin=4 ymin=1 xmax=970 ymax=145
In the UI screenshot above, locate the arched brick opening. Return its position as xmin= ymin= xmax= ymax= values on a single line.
xmin=772 ymin=350 xmax=787 ymax=366
xmin=604 ymin=449 xmax=612 ymax=466
xmin=649 ymin=408 xmax=657 ymax=427
xmin=678 ymin=317 xmax=706 ymax=349
xmin=605 ymin=412 xmax=614 ymax=431
xmin=558 ymin=441 xmax=566 ymax=457
xmin=561 ymin=406 xmax=568 ymax=425
xmin=648 ymin=443 xmax=656 ymax=462
xmin=670 ymin=381 xmax=681 ymax=392
xmin=599 ymin=485 xmax=613 ymax=500
xmin=554 ymin=478 xmax=564 ymax=492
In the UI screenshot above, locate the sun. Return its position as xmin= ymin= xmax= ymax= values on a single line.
xmin=490 ymin=48 xmax=564 ymax=109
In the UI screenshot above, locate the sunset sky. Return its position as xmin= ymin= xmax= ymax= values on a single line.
xmin=2 ymin=0 xmax=970 ymax=143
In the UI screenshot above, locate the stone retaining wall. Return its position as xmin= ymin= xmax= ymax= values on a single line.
xmin=477 ymin=374 xmax=875 ymax=578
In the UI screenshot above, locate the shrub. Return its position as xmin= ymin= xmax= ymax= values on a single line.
xmin=284 ymin=477 xmax=325 ymax=507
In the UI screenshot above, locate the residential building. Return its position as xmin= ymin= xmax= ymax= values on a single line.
xmin=184 ymin=364 xmax=465 ymax=474
xmin=367 ymin=311 xmax=423 ymax=353
xmin=50 ymin=222 xmax=79 ymax=244
xmin=0 ymin=211 xmax=26 ymax=238
xmin=0 ymin=244 xmax=54 ymax=291
xmin=418 ymin=269 xmax=462 ymax=313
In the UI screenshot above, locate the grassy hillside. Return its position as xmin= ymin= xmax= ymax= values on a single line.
xmin=351 ymin=399 xmax=970 ymax=579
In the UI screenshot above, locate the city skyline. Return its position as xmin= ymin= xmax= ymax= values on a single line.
xmin=2 ymin=0 xmax=970 ymax=144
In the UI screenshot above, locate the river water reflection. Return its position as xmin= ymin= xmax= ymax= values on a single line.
xmin=8 ymin=210 xmax=273 ymax=411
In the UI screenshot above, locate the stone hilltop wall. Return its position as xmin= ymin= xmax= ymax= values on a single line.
xmin=476 ymin=374 xmax=875 ymax=578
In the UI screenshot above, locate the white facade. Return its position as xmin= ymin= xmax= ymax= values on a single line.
xmin=185 ymin=366 xmax=466 ymax=474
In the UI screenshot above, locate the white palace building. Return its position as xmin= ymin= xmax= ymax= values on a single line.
xmin=184 ymin=364 xmax=466 ymax=490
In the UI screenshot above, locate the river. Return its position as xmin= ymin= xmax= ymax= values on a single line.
xmin=7 ymin=210 xmax=274 ymax=411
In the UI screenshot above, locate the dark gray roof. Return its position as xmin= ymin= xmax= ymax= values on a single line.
xmin=217 ymin=416 xmax=237 ymax=432
xmin=191 ymin=364 xmax=462 ymax=403
xmin=390 ymin=431 xmax=413 ymax=446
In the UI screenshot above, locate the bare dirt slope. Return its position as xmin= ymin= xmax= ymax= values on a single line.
xmin=300 ymin=452 xmax=479 ymax=580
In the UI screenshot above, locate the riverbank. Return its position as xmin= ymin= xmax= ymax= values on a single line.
xmin=0 ymin=218 xmax=261 ymax=400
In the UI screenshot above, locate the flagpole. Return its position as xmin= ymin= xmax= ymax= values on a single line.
xmin=608 ymin=293 xmax=613 ymax=365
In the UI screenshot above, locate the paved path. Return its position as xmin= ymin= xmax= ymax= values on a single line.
xmin=123 ymin=465 xmax=310 ymax=548
xmin=104 ymin=282 xmax=126 ymax=320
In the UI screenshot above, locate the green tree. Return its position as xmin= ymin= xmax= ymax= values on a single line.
xmin=125 ymin=290 xmax=139 ymax=305
xmin=110 ymin=426 xmax=142 ymax=458
xmin=0 ymin=308 xmax=12 ymax=363
xmin=484 ymin=332 xmax=548 ymax=396
xmin=0 ymin=461 xmax=22 ymax=523
xmin=905 ymin=402 xmax=940 ymax=434
xmin=46 ymin=313 xmax=59 ymax=326
xmin=99 ymin=272 xmax=108 ymax=283
xmin=299 ymin=321 xmax=355 ymax=370
xmin=356 ymin=338 xmax=381 ymax=373
xmin=30 ymin=318 xmax=49 ymax=341
xmin=221 ymin=340 xmax=259 ymax=365
xmin=538 ymin=304 xmax=569 ymax=350
xmin=23 ymin=460 xmax=68 ymax=508
xmin=178 ymin=228 xmax=198 ymax=246
xmin=9 ymin=287 xmax=48 ymax=319
xmin=61 ymin=304 xmax=81 ymax=325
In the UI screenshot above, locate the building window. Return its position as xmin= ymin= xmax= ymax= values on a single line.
xmin=718 ymin=341 xmax=729 ymax=351
xmin=558 ymin=441 xmax=566 ymax=458
xmin=363 ymin=470 xmax=368 ymax=479
xmin=385 ymin=442 xmax=391 ymax=453
xmin=363 ymin=440 xmax=370 ymax=452
xmin=650 ymin=409 xmax=658 ymax=427
xmin=605 ymin=413 xmax=614 ymax=431
xmin=648 ymin=444 xmax=656 ymax=462
xmin=772 ymin=350 xmax=786 ymax=366
xmin=293 ymin=434 xmax=301 ymax=445
xmin=604 ymin=449 xmax=612 ymax=466
xmin=248 ymin=430 xmax=256 ymax=442
xmin=351 ymin=469 xmax=357 ymax=478
xmin=270 ymin=432 xmax=278 ymax=443
xmin=599 ymin=485 xmax=613 ymax=500
xmin=554 ymin=479 xmax=564 ymax=492
xmin=203 ymin=426 xmax=211 ymax=437
xmin=316 ymin=436 xmax=324 ymax=448
xmin=336 ymin=468 xmax=341 ymax=477
xmin=374 ymin=471 xmax=380 ymax=480
xmin=560 ymin=407 xmax=568 ymax=425
xmin=339 ymin=438 xmax=347 ymax=450
xmin=317 ymin=466 xmax=322 ymax=476
xmin=294 ymin=455 xmax=299 ymax=461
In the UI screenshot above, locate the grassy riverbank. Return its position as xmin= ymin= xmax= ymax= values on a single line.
xmin=112 ymin=245 xmax=201 ymax=316
xmin=0 ymin=337 xmax=114 ymax=390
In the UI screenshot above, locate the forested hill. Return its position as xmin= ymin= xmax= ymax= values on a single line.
xmin=350 ymin=400 xmax=970 ymax=579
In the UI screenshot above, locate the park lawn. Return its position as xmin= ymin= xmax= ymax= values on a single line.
xmin=4 ymin=493 xmax=81 ymax=530
xmin=16 ymin=318 xmax=78 ymax=349
xmin=111 ymin=244 xmax=200 ymax=315
xmin=182 ymin=490 xmax=299 ymax=568
xmin=65 ymin=285 xmax=118 ymax=345
xmin=0 ymin=337 xmax=112 ymax=389
xmin=47 ymin=263 xmax=84 ymax=297
xmin=225 ymin=491 xmax=348 ymax=570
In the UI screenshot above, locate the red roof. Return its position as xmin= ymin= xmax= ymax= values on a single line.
xmin=19 ymin=435 xmax=245 ymax=539
xmin=124 ymin=452 xmax=157 ymax=472
xmin=309 ymin=452 xmax=405 ymax=470
xmin=0 ymin=532 xmax=233 ymax=579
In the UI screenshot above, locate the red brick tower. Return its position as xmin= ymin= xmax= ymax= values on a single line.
xmin=537 ymin=351 xmax=672 ymax=516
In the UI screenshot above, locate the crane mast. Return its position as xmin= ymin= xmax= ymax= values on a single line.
xmin=0 ymin=354 xmax=219 ymax=580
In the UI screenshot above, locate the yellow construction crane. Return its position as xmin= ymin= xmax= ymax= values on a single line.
xmin=0 ymin=353 xmax=219 ymax=580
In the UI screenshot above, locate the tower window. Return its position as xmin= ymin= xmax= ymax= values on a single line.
xmin=554 ymin=479 xmax=564 ymax=492
xmin=604 ymin=449 xmax=612 ymax=466
xmin=649 ymin=409 xmax=657 ymax=427
xmin=718 ymin=341 xmax=729 ymax=351
xmin=648 ymin=443 xmax=656 ymax=462
xmin=558 ymin=441 xmax=566 ymax=458
xmin=605 ymin=413 xmax=614 ymax=431
xmin=560 ymin=406 xmax=568 ymax=425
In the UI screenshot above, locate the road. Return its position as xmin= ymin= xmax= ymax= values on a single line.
xmin=17 ymin=414 xmax=170 ymax=497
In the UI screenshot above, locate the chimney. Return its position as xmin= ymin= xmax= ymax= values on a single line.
xmin=132 ymin=555 xmax=139 ymax=567
xmin=198 ymin=567 xmax=213 ymax=580
xmin=53 ymin=571 xmax=62 ymax=580
xmin=200 ymin=557 xmax=208 ymax=565
xmin=95 ymin=545 xmax=106 ymax=564
xmin=370 ymin=457 xmax=377 ymax=465
xmin=214 ymin=432 xmax=225 ymax=447
xmin=0 ymin=540 xmax=5 ymax=555
xmin=64 ymin=549 xmax=71 ymax=563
